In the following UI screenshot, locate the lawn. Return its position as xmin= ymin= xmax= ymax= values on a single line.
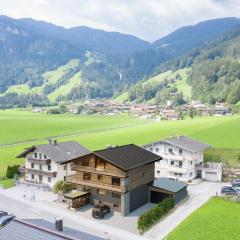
xmin=0 ymin=110 xmax=240 ymax=177
xmin=167 ymin=197 xmax=240 ymax=240
xmin=205 ymin=148 xmax=240 ymax=166
xmin=0 ymin=178 xmax=15 ymax=189
xmin=0 ymin=109 xmax=144 ymax=145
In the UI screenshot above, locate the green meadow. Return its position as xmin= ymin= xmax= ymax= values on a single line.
xmin=0 ymin=109 xmax=240 ymax=177
xmin=167 ymin=197 xmax=240 ymax=240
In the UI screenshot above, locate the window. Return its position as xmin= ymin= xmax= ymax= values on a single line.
xmin=174 ymin=172 xmax=178 ymax=176
xmin=64 ymin=176 xmax=66 ymax=181
xmin=190 ymin=161 xmax=193 ymax=165
xmin=98 ymin=175 xmax=103 ymax=181
xmin=170 ymin=160 xmax=174 ymax=165
xmin=39 ymin=165 xmax=42 ymax=171
xmin=97 ymin=189 xmax=106 ymax=195
xmin=112 ymin=177 xmax=120 ymax=186
xmin=34 ymin=153 xmax=38 ymax=158
xmin=169 ymin=149 xmax=173 ymax=154
xmin=31 ymin=163 xmax=34 ymax=169
xmin=155 ymin=148 xmax=159 ymax=152
xmin=112 ymin=192 xmax=121 ymax=198
xmin=189 ymin=172 xmax=193 ymax=177
xmin=48 ymin=165 xmax=51 ymax=171
xmin=179 ymin=161 xmax=182 ymax=167
xmin=63 ymin=165 xmax=67 ymax=170
xmin=31 ymin=174 xmax=34 ymax=180
xmin=82 ymin=158 xmax=89 ymax=167
xmin=179 ymin=149 xmax=183 ymax=155
xmin=43 ymin=154 xmax=47 ymax=159
xmin=39 ymin=153 xmax=42 ymax=159
xmin=113 ymin=203 xmax=119 ymax=208
xmin=142 ymin=172 xmax=145 ymax=177
xmin=157 ymin=171 xmax=160 ymax=174
xmin=149 ymin=147 xmax=153 ymax=152
xmin=179 ymin=173 xmax=183 ymax=177
xmin=48 ymin=177 xmax=51 ymax=183
xmin=83 ymin=173 xmax=91 ymax=181
xmin=96 ymin=159 xmax=105 ymax=170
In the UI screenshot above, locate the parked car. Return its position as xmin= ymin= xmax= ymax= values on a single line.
xmin=0 ymin=211 xmax=8 ymax=218
xmin=221 ymin=186 xmax=239 ymax=195
xmin=92 ymin=204 xmax=110 ymax=219
xmin=231 ymin=179 xmax=240 ymax=187
xmin=0 ymin=214 xmax=15 ymax=227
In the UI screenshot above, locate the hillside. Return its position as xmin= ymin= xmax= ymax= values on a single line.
xmin=119 ymin=67 xmax=191 ymax=104
xmin=121 ymin=23 xmax=240 ymax=105
xmin=1 ymin=16 xmax=240 ymax=107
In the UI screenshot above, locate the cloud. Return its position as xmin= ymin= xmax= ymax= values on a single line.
xmin=0 ymin=0 xmax=240 ymax=41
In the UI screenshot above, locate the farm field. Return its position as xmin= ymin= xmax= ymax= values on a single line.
xmin=167 ymin=197 xmax=240 ymax=240
xmin=0 ymin=110 xmax=240 ymax=177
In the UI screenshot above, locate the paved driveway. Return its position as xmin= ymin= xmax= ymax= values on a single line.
xmin=145 ymin=181 xmax=223 ymax=240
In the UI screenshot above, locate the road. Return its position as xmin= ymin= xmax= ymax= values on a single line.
xmin=0 ymin=191 xmax=146 ymax=240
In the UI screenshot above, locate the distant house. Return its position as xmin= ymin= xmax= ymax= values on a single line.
xmin=17 ymin=140 xmax=91 ymax=189
xmin=66 ymin=105 xmax=79 ymax=114
xmin=60 ymin=144 xmax=163 ymax=216
xmin=162 ymin=108 xmax=180 ymax=120
xmin=32 ymin=107 xmax=43 ymax=113
xmin=210 ymin=103 xmax=229 ymax=116
xmin=143 ymin=136 xmax=216 ymax=182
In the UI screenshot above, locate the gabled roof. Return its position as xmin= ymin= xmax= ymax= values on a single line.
xmin=151 ymin=178 xmax=188 ymax=193
xmin=144 ymin=135 xmax=211 ymax=153
xmin=94 ymin=144 xmax=162 ymax=171
xmin=17 ymin=141 xmax=91 ymax=163
xmin=0 ymin=218 xmax=103 ymax=240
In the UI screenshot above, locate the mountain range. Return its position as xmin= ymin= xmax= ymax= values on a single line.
xmin=0 ymin=15 xmax=240 ymax=107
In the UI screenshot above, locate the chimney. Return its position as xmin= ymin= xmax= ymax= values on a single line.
xmin=55 ymin=217 xmax=63 ymax=232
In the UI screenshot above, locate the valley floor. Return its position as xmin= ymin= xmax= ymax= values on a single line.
xmin=0 ymin=110 xmax=240 ymax=177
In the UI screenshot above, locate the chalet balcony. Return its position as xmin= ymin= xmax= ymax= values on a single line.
xmin=27 ymin=157 xmax=51 ymax=164
xmin=67 ymin=175 xmax=128 ymax=193
xmin=23 ymin=167 xmax=57 ymax=177
xmin=71 ymin=165 xmax=126 ymax=178
xmin=161 ymin=154 xmax=196 ymax=161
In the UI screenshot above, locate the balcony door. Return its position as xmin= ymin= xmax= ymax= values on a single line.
xmin=39 ymin=175 xmax=42 ymax=183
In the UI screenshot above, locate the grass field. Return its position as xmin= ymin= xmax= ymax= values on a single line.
xmin=167 ymin=197 xmax=240 ymax=240
xmin=205 ymin=148 xmax=240 ymax=166
xmin=0 ymin=178 xmax=15 ymax=189
xmin=0 ymin=110 xmax=240 ymax=177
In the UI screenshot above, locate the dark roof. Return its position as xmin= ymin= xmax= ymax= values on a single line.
xmin=151 ymin=178 xmax=188 ymax=193
xmin=94 ymin=144 xmax=162 ymax=171
xmin=0 ymin=218 xmax=103 ymax=240
xmin=144 ymin=135 xmax=211 ymax=153
xmin=17 ymin=141 xmax=91 ymax=163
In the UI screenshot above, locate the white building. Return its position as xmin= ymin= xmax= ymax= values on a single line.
xmin=18 ymin=140 xmax=91 ymax=189
xmin=143 ymin=136 xmax=214 ymax=182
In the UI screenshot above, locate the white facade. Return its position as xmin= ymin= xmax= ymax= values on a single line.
xmin=144 ymin=141 xmax=204 ymax=182
xmin=23 ymin=151 xmax=73 ymax=189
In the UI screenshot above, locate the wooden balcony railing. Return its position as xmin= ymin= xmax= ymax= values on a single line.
xmin=67 ymin=175 xmax=128 ymax=193
xmin=28 ymin=157 xmax=51 ymax=164
xmin=24 ymin=168 xmax=57 ymax=177
xmin=71 ymin=165 xmax=126 ymax=177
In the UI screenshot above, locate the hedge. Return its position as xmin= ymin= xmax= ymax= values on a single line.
xmin=53 ymin=180 xmax=76 ymax=194
xmin=137 ymin=197 xmax=175 ymax=233
xmin=6 ymin=165 xmax=20 ymax=179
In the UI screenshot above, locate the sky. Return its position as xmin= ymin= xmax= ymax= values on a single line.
xmin=0 ymin=0 xmax=240 ymax=42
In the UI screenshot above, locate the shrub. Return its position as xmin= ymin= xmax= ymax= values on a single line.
xmin=137 ymin=197 xmax=175 ymax=233
xmin=53 ymin=180 xmax=76 ymax=194
xmin=6 ymin=165 xmax=20 ymax=179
